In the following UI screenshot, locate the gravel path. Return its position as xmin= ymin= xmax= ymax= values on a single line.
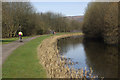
xmin=2 ymin=36 xmax=40 ymax=64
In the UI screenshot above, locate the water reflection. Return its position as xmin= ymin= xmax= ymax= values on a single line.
xmin=57 ymin=36 xmax=118 ymax=78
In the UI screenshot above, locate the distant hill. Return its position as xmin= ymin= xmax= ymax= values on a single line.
xmin=64 ymin=16 xmax=84 ymax=22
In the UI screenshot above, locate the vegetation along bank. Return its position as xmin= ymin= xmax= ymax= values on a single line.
xmin=82 ymin=2 xmax=119 ymax=45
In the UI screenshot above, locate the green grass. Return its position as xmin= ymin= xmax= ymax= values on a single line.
xmin=1 ymin=36 xmax=32 ymax=44
xmin=2 ymin=35 xmax=52 ymax=78
xmin=2 ymin=32 xmax=73 ymax=78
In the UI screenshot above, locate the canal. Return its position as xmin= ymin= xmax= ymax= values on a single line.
xmin=57 ymin=36 xmax=118 ymax=78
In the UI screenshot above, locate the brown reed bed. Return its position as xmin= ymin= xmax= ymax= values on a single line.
xmin=37 ymin=33 xmax=104 ymax=79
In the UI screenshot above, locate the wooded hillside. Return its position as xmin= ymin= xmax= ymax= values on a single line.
xmin=2 ymin=2 xmax=82 ymax=38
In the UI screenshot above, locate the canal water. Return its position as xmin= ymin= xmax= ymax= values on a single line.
xmin=57 ymin=36 xmax=118 ymax=78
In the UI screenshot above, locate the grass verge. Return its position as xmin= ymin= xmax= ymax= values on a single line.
xmin=2 ymin=35 xmax=52 ymax=78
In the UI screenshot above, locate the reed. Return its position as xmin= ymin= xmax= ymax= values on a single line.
xmin=38 ymin=33 xmax=104 ymax=79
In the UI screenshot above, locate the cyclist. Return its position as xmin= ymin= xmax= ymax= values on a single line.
xmin=18 ymin=31 xmax=23 ymax=42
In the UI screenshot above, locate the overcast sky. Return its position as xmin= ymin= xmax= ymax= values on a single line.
xmin=31 ymin=2 xmax=89 ymax=16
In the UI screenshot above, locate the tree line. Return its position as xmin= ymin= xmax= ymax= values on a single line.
xmin=82 ymin=2 xmax=119 ymax=45
xmin=2 ymin=2 xmax=82 ymax=38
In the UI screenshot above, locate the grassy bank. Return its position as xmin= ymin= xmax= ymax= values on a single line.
xmin=2 ymin=34 xmax=52 ymax=78
xmin=2 ymin=32 xmax=78 ymax=78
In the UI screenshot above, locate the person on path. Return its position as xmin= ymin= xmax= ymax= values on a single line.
xmin=18 ymin=31 xmax=23 ymax=42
